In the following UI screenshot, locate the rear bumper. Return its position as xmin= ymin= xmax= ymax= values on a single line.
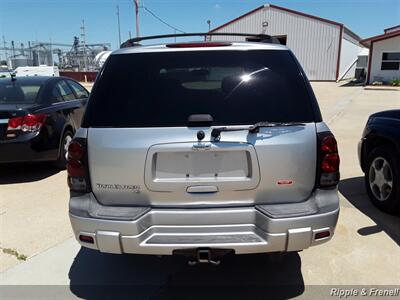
xmin=69 ymin=189 xmax=339 ymax=255
xmin=0 ymin=133 xmax=57 ymax=163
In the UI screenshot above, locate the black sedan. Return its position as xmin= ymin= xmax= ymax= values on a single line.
xmin=358 ymin=110 xmax=400 ymax=214
xmin=0 ymin=76 xmax=89 ymax=168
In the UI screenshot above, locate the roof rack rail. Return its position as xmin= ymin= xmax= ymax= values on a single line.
xmin=120 ymin=32 xmax=279 ymax=48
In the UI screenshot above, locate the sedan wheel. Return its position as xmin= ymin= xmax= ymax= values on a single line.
xmin=63 ymin=134 xmax=73 ymax=161
xmin=368 ymin=157 xmax=393 ymax=201
xmin=365 ymin=145 xmax=400 ymax=214
xmin=54 ymin=130 xmax=73 ymax=169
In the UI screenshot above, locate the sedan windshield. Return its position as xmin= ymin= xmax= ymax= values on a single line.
xmin=0 ymin=81 xmax=42 ymax=104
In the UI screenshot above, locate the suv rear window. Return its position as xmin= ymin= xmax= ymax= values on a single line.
xmin=84 ymin=50 xmax=316 ymax=127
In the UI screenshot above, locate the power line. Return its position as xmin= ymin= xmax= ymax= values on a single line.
xmin=142 ymin=6 xmax=186 ymax=34
xmin=116 ymin=5 xmax=122 ymax=45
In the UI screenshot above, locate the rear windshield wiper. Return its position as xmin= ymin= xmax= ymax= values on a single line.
xmin=211 ymin=122 xmax=305 ymax=139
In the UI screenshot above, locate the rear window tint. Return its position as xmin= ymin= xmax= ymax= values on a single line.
xmin=84 ymin=50 xmax=316 ymax=127
xmin=0 ymin=82 xmax=42 ymax=104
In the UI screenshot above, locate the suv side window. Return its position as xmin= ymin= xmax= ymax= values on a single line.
xmin=58 ymin=80 xmax=76 ymax=101
xmin=68 ymin=80 xmax=89 ymax=99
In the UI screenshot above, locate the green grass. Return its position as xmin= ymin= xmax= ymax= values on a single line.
xmin=2 ymin=247 xmax=28 ymax=261
xmin=389 ymin=78 xmax=400 ymax=86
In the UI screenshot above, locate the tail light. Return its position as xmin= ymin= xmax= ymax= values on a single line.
xmin=317 ymin=132 xmax=340 ymax=188
xmin=7 ymin=113 xmax=47 ymax=134
xmin=67 ymin=138 xmax=91 ymax=193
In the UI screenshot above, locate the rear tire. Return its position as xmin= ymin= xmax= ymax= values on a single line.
xmin=364 ymin=145 xmax=400 ymax=214
xmin=54 ymin=130 xmax=73 ymax=169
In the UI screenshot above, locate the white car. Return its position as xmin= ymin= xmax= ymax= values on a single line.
xmin=14 ymin=66 xmax=60 ymax=77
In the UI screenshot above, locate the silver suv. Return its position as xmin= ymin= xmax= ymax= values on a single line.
xmin=68 ymin=34 xmax=340 ymax=262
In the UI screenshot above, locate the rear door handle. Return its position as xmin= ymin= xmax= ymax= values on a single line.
xmin=186 ymin=185 xmax=219 ymax=193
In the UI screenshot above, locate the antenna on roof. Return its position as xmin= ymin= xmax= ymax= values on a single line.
xmin=10 ymin=71 xmax=16 ymax=81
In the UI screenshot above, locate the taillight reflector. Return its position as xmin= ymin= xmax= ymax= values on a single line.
xmin=317 ymin=132 xmax=340 ymax=188
xmin=7 ymin=116 xmax=24 ymax=130
xmin=321 ymin=136 xmax=338 ymax=153
xmin=7 ymin=114 xmax=47 ymax=133
xmin=315 ymin=231 xmax=330 ymax=240
xmin=67 ymin=159 xmax=85 ymax=177
xmin=67 ymin=139 xmax=90 ymax=193
xmin=68 ymin=141 xmax=85 ymax=160
xmin=166 ymin=42 xmax=231 ymax=48
xmin=79 ymin=235 xmax=94 ymax=244
xmin=321 ymin=153 xmax=340 ymax=173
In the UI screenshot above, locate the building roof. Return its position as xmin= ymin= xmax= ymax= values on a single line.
xmin=384 ymin=25 xmax=400 ymax=33
xmin=343 ymin=27 xmax=363 ymax=43
xmin=361 ymin=30 xmax=400 ymax=47
xmin=209 ymin=5 xmax=265 ymax=33
xmin=269 ymin=4 xmax=342 ymax=27
xmin=210 ymin=3 xmax=362 ymax=42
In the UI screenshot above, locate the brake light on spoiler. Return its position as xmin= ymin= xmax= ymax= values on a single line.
xmin=166 ymin=42 xmax=232 ymax=48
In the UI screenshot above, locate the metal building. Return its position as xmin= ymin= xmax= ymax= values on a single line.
xmin=210 ymin=4 xmax=365 ymax=81
xmin=361 ymin=28 xmax=400 ymax=84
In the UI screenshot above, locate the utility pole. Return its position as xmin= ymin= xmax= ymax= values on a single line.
xmin=49 ymin=36 xmax=53 ymax=66
xmin=28 ymin=41 xmax=31 ymax=60
xmin=11 ymin=40 xmax=15 ymax=57
xmin=116 ymin=5 xmax=122 ymax=46
xmin=134 ymin=0 xmax=140 ymax=38
xmin=80 ymin=19 xmax=87 ymax=71
xmin=206 ymin=20 xmax=211 ymax=41
xmin=2 ymin=36 xmax=7 ymax=62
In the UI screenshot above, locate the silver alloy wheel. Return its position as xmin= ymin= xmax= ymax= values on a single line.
xmin=64 ymin=134 xmax=72 ymax=160
xmin=369 ymin=157 xmax=393 ymax=201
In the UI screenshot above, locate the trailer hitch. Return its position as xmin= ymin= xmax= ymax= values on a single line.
xmin=188 ymin=249 xmax=221 ymax=266
xmin=173 ymin=248 xmax=234 ymax=266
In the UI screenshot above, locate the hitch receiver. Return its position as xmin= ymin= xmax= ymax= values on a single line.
xmin=173 ymin=248 xmax=234 ymax=266
xmin=188 ymin=249 xmax=220 ymax=266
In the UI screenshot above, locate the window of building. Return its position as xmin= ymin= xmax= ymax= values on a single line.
xmin=274 ymin=35 xmax=287 ymax=45
xmin=381 ymin=52 xmax=400 ymax=70
xmin=246 ymin=35 xmax=287 ymax=45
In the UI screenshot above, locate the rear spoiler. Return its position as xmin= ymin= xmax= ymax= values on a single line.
xmin=120 ymin=32 xmax=281 ymax=48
